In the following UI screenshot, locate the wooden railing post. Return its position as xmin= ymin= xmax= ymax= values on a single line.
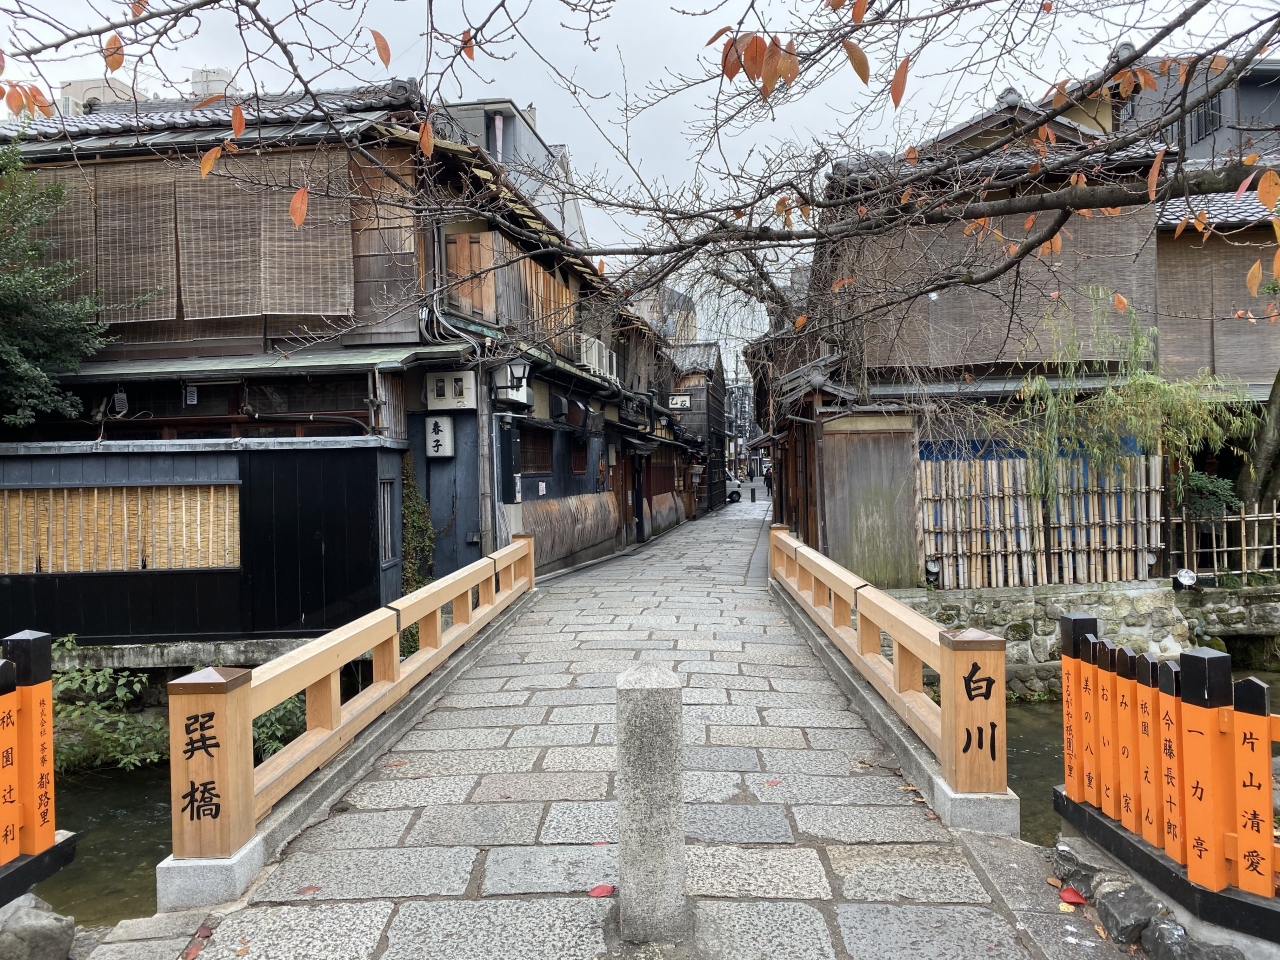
xmin=769 ymin=524 xmax=787 ymax=578
xmin=513 ymin=533 xmax=535 ymax=585
xmin=479 ymin=564 xmax=496 ymax=609
xmin=168 ymin=667 xmax=254 ymax=859
xmin=939 ymin=628 xmax=1007 ymax=794
xmin=0 ymin=659 xmax=18 ymax=867
xmin=453 ymin=587 xmax=474 ymax=627
xmin=3 ymin=631 xmax=55 ymax=857
xmin=306 ymin=671 xmax=342 ymax=730
xmin=1179 ymin=648 xmax=1234 ymax=892
xmin=1232 ymin=676 xmax=1273 ymax=897
xmin=832 ymin=593 xmax=852 ymax=630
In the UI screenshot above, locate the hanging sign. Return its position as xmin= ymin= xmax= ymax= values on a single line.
xmin=426 ymin=416 xmax=455 ymax=458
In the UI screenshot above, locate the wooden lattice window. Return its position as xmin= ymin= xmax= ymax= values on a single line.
xmin=571 ymin=440 xmax=588 ymax=475
xmin=0 ymin=486 xmax=241 ymax=573
xmin=521 ymin=428 xmax=553 ymax=475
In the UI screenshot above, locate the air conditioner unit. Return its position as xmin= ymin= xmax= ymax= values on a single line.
xmin=576 ymin=336 xmax=609 ymax=377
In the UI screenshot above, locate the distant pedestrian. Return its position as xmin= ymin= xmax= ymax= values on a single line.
xmin=747 ymin=465 xmax=755 ymax=481
xmin=764 ymin=467 xmax=773 ymax=495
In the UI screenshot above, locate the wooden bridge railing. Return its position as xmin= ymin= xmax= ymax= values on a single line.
xmin=1059 ymin=613 xmax=1278 ymax=898
xmin=167 ymin=534 xmax=536 ymax=861
xmin=769 ymin=525 xmax=1008 ymax=795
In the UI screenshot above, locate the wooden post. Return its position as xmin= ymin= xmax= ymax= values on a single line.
xmin=939 ymin=628 xmax=1007 ymax=794
xmin=797 ymin=562 xmax=814 ymax=597
xmin=893 ymin=640 xmax=924 ymax=696
xmin=513 ymin=533 xmax=536 ymax=585
xmin=1058 ymin=613 xmax=1095 ymax=802
xmin=453 ymin=588 xmax=474 ymax=627
xmin=1135 ymin=652 xmax=1163 ymax=848
xmin=1115 ymin=647 xmax=1142 ymax=834
xmin=419 ymin=608 xmax=443 ymax=650
xmin=1157 ymin=660 xmax=1187 ymax=864
xmin=1079 ymin=634 xmax=1100 ymax=807
xmin=1096 ymin=638 xmax=1121 ymax=820
xmin=168 ymin=667 xmax=254 ymax=860
xmin=832 ymin=593 xmax=852 ymax=630
xmin=498 ymin=557 xmax=514 ymax=595
xmin=1179 ymin=649 xmax=1234 ymax=892
xmin=479 ymin=565 xmax=496 ymax=610
xmin=306 ymin=671 xmax=342 ymax=730
xmin=770 ymin=525 xmax=788 ymax=578
xmin=857 ymin=608 xmax=879 ymax=658
xmin=0 ymin=659 xmax=19 ymax=866
xmin=372 ymin=630 xmax=400 ymax=685
xmin=1232 ymin=677 xmax=1274 ymax=897
xmin=3 ymin=631 xmax=55 ymax=856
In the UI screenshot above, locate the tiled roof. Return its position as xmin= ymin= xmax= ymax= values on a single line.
xmin=0 ymin=81 xmax=421 ymax=153
xmin=1157 ymin=190 xmax=1275 ymax=228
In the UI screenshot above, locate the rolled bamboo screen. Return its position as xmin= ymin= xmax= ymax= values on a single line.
xmin=96 ymin=163 xmax=179 ymax=323
xmin=176 ymin=165 xmax=263 ymax=320
xmin=32 ymin=168 xmax=97 ymax=301
xmin=0 ymin=486 xmax=240 ymax=574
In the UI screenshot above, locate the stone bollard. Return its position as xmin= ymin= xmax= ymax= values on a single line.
xmin=616 ymin=662 xmax=688 ymax=943
xmin=750 ymin=486 xmax=757 ymax=502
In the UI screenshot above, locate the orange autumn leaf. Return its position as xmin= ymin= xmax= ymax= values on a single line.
xmin=4 ymin=84 xmax=22 ymax=115
xmin=199 ymin=145 xmax=221 ymax=178
xmin=761 ymin=36 xmax=783 ymax=99
xmin=799 ymin=203 xmax=811 ymax=220
xmin=371 ymin=29 xmax=391 ymax=68
xmin=1100 ymin=206 xmax=1122 ymax=216
xmin=461 ymin=30 xmax=475 ymax=61
xmin=1209 ymin=55 xmax=1228 ymax=76
xmin=1050 ymin=233 xmax=1062 ymax=254
xmin=1246 ymin=259 xmax=1263 ymax=298
xmin=743 ymin=34 xmax=768 ymax=82
xmin=1272 ymin=218 xmax=1280 ymax=244
xmin=851 ymin=0 xmax=869 ymax=24
xmin=1042 ymin=1 xmax=1052 ymax=10
xmin=1244 ymin=153 xmax=1260 ymax=166
xmin=104 ymin=34 xmax=125 ymax=72
xmin=1119 ymin=70 xmax=1135 ymax=98
xmin=29 ymin=87 xmax=51 ymax=118
xmin=1051 ymin=80 xmax=1068 ymax=108
xmin=419 ymin=120 xmax=434 ymax=157
xmin=780 ymin=41 xmax=799 ymax=85
xmin=193 ymin=93 xmax=225 ymax=109
xmin=831 ymin=277 xmax=855 ymax=292
xmin=130 ymin=0 xmax=148 ymax=16
xmin=1174 ymin=216 xmax=1189 ymax=239
xmin=1114 ymin=292 xmax=1129 ymax=312
xmin=705 ymin=26 xmax=732 ymax=47
xmin=905 ymin=145 xmax=919 ymax=164
xmin=1258 ymin=170 xmax=1280 ymax=212
xmin=597 ymin=258 xmax=605 ymax=275
xmin=289 ymin=187 xmax=308 ymax=228
xmin=721 ymin=38 xmax=744 ymax=81
xmin=1146 ymin=147 xmax=1165 ymax=202
xmin=1136 ymin=67 xmax=1157 ymax=91
xmin=1235 ymin=172 xmax=1257 ymax=200
xmin=0 ymin=51 xmax=5 ymax=77
xmin=231 ymin=104 xmax=245 ymax=137
xmin=1024 ymin=213 xmax=1036 ymax=230
xmin=794 ymin=314 xmax=808 ymax=329
xmin=842 ymin=41 xmax=870 ymax=85
xmin=829 ymin=0 xmax=846 ymax=9
xmin=775 ymin=196 xmax=790 ymax=216
xmin=890 ymin=56 xmax=910 ymax=108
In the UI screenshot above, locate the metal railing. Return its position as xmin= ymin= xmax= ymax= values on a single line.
xmin=769 ymin=525 xmax=1007 ymax=795
xmin=166 ymin=535 xmax=535 ymax=860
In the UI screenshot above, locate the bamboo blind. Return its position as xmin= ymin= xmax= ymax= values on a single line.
xmin=259 ymin=154 xmax=354 ymax=317
xmin=32 ymin=167 xmax=97 ymax=301
xmin=0 ymin=486 xmax=240 ymax=574
xmin=96 ymin=163 xmax=179 ymax=323
xmin=176 ymin=164 xmax=263 ymax=320
xmin=919 ymin=455 xmax=1163 ymax=589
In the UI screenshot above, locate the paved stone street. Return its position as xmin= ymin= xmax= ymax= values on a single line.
xmin=176 ymin=500 xmax=1110 ymax=960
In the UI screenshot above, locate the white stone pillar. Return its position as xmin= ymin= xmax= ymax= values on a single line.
xmin=616 ymin=662 xmax=688 ymax=943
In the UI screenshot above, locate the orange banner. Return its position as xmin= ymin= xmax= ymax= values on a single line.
xmin=1232 ymin=677 xmax=1274 ymax=898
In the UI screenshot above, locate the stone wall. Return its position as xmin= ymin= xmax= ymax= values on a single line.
xmin=888 ymin=580 xmax=1190 ymax=697
xmin=1175 ymin=584 xmax=1280 ymax=638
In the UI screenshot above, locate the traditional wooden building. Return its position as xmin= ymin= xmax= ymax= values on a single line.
xmin=0 ymin=81 xmax=692 ymax=645
xmin=669 ymin=343 xmax=728 ymax=517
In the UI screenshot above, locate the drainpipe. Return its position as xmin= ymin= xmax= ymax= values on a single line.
xmin=810 ymin=373 xmax=830 ymax=557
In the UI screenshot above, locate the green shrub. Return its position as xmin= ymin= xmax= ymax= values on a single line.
xmin=52 ymin=635 xmax=168 ymax=773
xmin=252 ymin=694 xmax=307 ymax=762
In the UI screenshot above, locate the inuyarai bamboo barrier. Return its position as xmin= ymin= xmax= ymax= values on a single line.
xmin=919 ymin=456 xmax=1162 ymax=589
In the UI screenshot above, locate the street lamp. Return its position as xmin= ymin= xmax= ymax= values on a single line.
xmin=507 ymin=358 xmax=531 ymax=389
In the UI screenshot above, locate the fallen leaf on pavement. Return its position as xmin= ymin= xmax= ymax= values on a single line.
xmin=182 ymin=945 xmax=204 ymax=960
xmin=1046 ymin=877 xmax=1062 ymax=888
xmin=588 ymin=884 xmax=616 ymax=897
xmin=1059 ymin=886 xmax=1088 ymax=904
xmin=924 ymin=811 xmax=940 ymax=820
xmin=592 ymin=841 xmax=611 ymax=846
xmin=1059 ymin=903 xmax=1076 ymax=913
xmin=195 ymin=925 xmax=213 ymax=939
xmin=235 ymin=949 xmax=249 ymax=957
xmin=386 ymin=760 xmax=407 ymax=767
xmin=763 ymin=779 xmax=782 ymax=786
xmin=1094 ymin=924 xmax=1108 ymax=940
xmin=294 ymin=885 xmax=322 ymax=895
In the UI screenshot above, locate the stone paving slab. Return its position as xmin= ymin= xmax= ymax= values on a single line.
xmin=685 ymin=803 xmax=794 ymax=843
xmin=686 ymin=845 xmax=833 ymax=899
xmin=406 ymin=803 xmax=543 ymax=846
xmin=792 ymin=805 xmax=953 ymax=844
xmin=370 ymin=747 xmax=540 ymax=777
xmin=482 ymin=845 xmax=618 ymax=895
xmin=290 ymin=810 xmax=413 ymax=852
xmin=696 ymin=901 xmax=836 ymax=960
xmin=382 ymin=900 xmax=612 ymax=960
xmin=744 ymin=773 xmax=916 ymax=805
xmin=252 ymin=846 xmax=477 ymax=902
xmin=540 ymin=801 xmax=619 ymax=843
xmin=346 ymin=776 xmax=476 ymax=809
xmin=200 ymin=903 xmax=395 ymax=960
xmin=472 ymin=771 xmax=609 ymax=802
xmin=392 ymin=728 xmax=511 ymax=751
xmin=837 ymin=904 xmax=1031 ymax=959
xmin=827 ymin=843 xmax=991 ymax=903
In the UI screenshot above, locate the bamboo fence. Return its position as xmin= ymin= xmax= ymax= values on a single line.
xmin=1169 ymin=501 xmax=1280 ymax=583
xmin=919 ymin=455 xmax=1163 ymax=589
xmin=0 ymin=485 xmax=240 ymax=574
